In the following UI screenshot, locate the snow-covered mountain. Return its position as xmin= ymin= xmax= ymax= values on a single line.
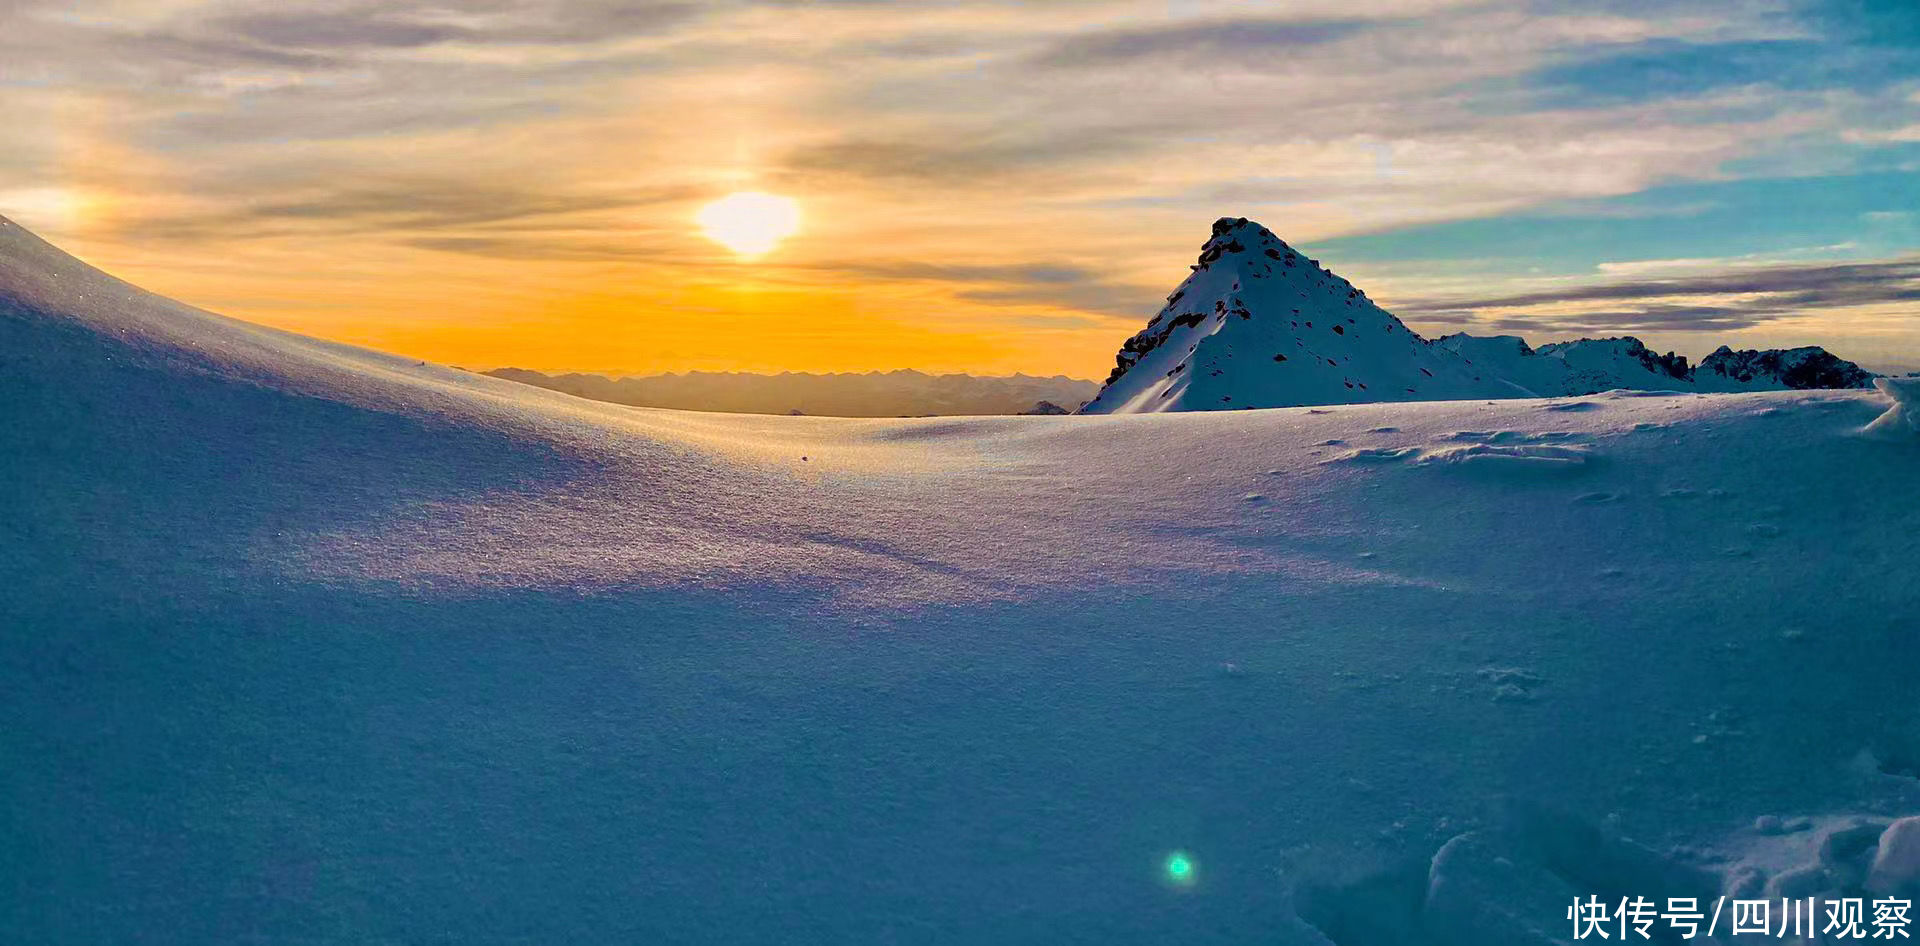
xmin=1438 ymin=334 xmax=1694 ymax=398
xmin=5 ymin=213 xmax=1918 ymax=945
xmin=1083 ymin=218 xmax=1875 ymax=412
xmin=1081 ymin=218 xmax=1502 ymax=412
xmin=1438 ymin=334 xmax=1877 ymax=398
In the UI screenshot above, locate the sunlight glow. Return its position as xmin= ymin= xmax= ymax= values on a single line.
xmin=0 ymin=186 xmax=88 ymax=234
xmin=696 ymin=191 xmax=801 ymax=258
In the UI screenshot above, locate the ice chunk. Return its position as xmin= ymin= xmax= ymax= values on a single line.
xmin=1864 ymin=376 xmax=1919 ymax=440
xmin=1868 ymin=817 xmax=1920 ymax=897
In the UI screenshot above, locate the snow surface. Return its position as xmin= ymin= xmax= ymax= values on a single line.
xmin=1082 ymin=218 xmax=1874 ymax=414
xmin=4 ymin=213 xmax=1919 ymax=944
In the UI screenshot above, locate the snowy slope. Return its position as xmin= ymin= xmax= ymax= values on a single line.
xmin=5 ymin=214 xmax=1920 ymax=945
xmin=1083 ymin=218 xmax=1873 ymax=412
xmin=1440 ymin=334 xmax=1696 ymax=397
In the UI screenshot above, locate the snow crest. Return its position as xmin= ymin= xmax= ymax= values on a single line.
xmin=1864 ymin=376 xmax=1920 ymax=440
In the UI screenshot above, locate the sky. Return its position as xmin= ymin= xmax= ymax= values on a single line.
xmin=2 ymin=0 xmax=1917 ymax=377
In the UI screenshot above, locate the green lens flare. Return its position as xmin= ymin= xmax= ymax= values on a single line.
xmin=1164 ymin=852 xmax=1196 ymax=886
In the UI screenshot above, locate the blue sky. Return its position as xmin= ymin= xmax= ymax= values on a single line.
xmin=1 ymin=0 xmax=1916 ymax=373
xmin=1313 ymin=165 xmax=1920 ymax=271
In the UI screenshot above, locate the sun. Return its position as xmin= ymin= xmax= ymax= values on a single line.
xmin=696 ymin=191 xmax=801 ymax=258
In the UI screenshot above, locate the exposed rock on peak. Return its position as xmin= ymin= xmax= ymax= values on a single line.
xmin=1696 ymin=345 xmax=1874 ymax=391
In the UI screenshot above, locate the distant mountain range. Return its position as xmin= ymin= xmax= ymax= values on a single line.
xmin=484 ymin=368 xmax=1097 ymax=417
xmin=1080 ymin=217 xmax=1877 ymax=413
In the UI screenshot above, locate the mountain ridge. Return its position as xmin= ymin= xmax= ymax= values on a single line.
xmin=1082 ymin=217 xmax=1876 ymax=413
xmin=485 ymin=367 xmax=1097 ymax=417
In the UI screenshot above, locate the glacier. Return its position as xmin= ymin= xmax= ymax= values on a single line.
xmin=3 ymin=213 xmax=1919 ymax=944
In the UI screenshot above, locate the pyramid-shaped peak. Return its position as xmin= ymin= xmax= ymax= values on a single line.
xmin=1189 ymin=216 xmax=1346 ymax=281
xmin=1207 ymin=216 xmax=1286 ymax=244
xmin=1080 ymin=218 xmax=1495 ymax=413
xmin=1202 ymin=216 xmax=1289 ymax=252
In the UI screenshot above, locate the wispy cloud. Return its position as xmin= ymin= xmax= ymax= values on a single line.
xmin=821 ymin=260 xmax=1156 ymax=320
xmin=1029 ymin=17 xmax=1371 ymax=68
xmin=1400 ymin=256 xmax=1920 ymax=334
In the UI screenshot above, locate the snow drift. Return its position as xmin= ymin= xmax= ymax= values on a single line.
xmin=3 ymin=214 xmax=1918 ymax=945
xmin=1865 ymin=376 xmax=1920 ymax=440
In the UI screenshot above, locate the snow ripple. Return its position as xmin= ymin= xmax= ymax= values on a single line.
xmin=1412 ymin=443 xmax=1595 ymax=475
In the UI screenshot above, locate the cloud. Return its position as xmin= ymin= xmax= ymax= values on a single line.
xmin=195 ymin=1 xmax=708 ymax=52
xmin=1460 ymin=303 xmax=1772 ymax=334
xmin=781 ymin=129 xmax=1154 ymax=186
xmin=213 ymin=9 xmax=469 ymax=50
xmin=406 ymin=234 xmax=681 ymax=261
xmin=1398 ymin=256 xmax=1920 ymax=333
xmin=1030 ymin=17 xmax=1371 ymax=68
xmin=115 ymin=176 xmax=697 ymax=243
xmin=826 ymin=261 xmax=1156 ymax=319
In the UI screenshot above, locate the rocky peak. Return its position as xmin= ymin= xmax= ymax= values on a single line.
xmin=1696 ymin=346 xmax=1874 ymax=390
